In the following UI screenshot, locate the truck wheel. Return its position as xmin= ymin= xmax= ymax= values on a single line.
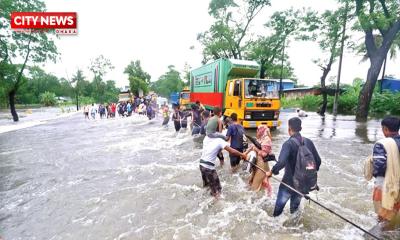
xmin=270 ymin=127 xmax=277 ymax=131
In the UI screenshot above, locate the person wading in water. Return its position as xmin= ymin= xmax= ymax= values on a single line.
xmin=265 ymin=117 xmax=321 ymax=217
xmin=172 ymin=105 xmax=182 ymax=132
xmin=191 ymin=104 xmax=203 ymax=135
xmin=246 ymin=125 xmax=273 ymax=194
xmin=370 ymin=116 xmax=400 ymax=230
xmin=199 ymin=133 xmax=247 ymax=199
xmin=205 ymin=107 xmax=225 ymax=165
xmin=225 ymin=113 xmax=245 ymax=173
xmin=162 ymin=104 xmax=170 ymax=126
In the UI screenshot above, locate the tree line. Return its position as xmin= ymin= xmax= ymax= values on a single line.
xmin=197 ymin=0 xmax=400 ymax=120
xmin=2 ymin=0 xmax=399 ymax=121
xmin=0 ymin=0 xmax=186 ymax=121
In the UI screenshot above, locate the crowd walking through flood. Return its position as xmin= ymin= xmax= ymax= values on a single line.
xmin=78 ymin=93 xmax=400 ymax=238
xmin=2 ymin=100 xmax=400 ymax=239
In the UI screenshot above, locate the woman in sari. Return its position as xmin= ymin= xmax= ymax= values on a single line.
xmin=247 ymin=125 xmax=273 ymax=194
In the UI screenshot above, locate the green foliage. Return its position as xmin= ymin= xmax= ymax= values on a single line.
xmin=103 ymin=80 xmax=119 ymax=103
xmin=0 ymin=0 xmax=58 ymax=120
xmin=248 ymin=8 xmax=316 ymax=79
xmin=88 ymin=55 xmax=115 ymax=103
xmin=370 ymin=91 xmax=400 ymax=115
xmin=281 ymin=97 xmax=302 ymax=109
xmin=151 ymin=65 xmax=184 ymax=98
xmin=281 ymin=95 xmax=321 ymax=111
xmin=71 ymin=69 xmax=85 ymax=98
xmin=354 ymin=0 xmax=400 ymax=120
xmin=198 ymin=0 xmax=270 ymax=62
xmin=264 ymin=62 xmax=295 ymax=79
xmin=79 ymin=96 xmax=95 ymax=105
xmin=124 ymin=60 xmax=151 ymax=96
xmin=25 ymin=66 xmax=65 ymax=103
xmin=129 ymin=77 xmax=148 ymax=97
xmin=283 ymin=78 xmax=400 ymax=116
xmin=312 ymin=8 xmax=346 ymax=78
xmin=301 ymin=95 xmax=322 ymax=111
xmin=40 ymin=91 xmax=56 ymax=106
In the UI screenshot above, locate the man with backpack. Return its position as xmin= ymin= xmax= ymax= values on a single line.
xmin=266 ymin=117 xmax=321 ymax=217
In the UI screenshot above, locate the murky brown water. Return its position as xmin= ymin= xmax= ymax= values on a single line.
xmin=0 ymin=110 xmax=396 ymax=239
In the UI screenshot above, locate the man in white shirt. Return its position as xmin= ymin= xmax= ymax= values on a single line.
xmin=200 ymin=136 xmax=247 ymax=199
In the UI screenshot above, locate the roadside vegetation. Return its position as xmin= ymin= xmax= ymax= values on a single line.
xmin=1 ymin=0 xmax=399 ymax=121
xmin=282 ymin=78 xmax=400 ymax=116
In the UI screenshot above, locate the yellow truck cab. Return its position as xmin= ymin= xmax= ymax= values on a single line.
xmin=224 ymin=78 xmax=280 ymax=128
xmin=190 ymin=58 xmax=281 ymax=129
xmin=179 ymin=87 xmax=190 ymax=108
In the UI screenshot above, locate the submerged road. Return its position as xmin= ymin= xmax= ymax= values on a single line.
xmin=0 ymin=110 xmax=394 ymax=239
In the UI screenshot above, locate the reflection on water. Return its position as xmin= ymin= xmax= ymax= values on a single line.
xmin=0 ymin=110 xmax=393 ymax=240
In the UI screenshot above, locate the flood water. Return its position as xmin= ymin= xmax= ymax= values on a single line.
xmin=0 ymin=110 xmax=394 ymax=239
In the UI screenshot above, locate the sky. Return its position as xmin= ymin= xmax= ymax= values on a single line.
xmin=43 ymin=0 xmax=400 ymax=88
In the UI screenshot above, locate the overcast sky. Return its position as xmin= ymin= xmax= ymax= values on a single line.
xmin=43 ymin=0 xmax=400 ymax=88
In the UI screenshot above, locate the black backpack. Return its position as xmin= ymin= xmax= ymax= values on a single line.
xmin=292 ymin=137 xmax=318 ymax=194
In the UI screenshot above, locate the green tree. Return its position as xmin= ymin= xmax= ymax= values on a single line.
xmin=356 ymin=34 xmax=400 ymax=80
xmin=27 ymin=66 xmax=62 ymax=102
xmin=0 ymin=0 xmax=58 ymax=121
xmin=198 ymin=0 xmax=270 ymax=63
xmin=248 ymin=8 xmax=314 ymax=80
xmin=88 ymin=55 xmax=114 ymax=103
xmin=248 ymin=35 xmax=295 ymax=80
xmin=151 ymin=65 xmax=184 ymax=98
xmin=103 ymin=80 xmax=119 ymax=103
xmin=70 ymin=69 xmax=86 ymax=110
xmin=124 ymin=60 xmax=151 ymax=96
xmin=311 ymin=9 xmax=346 ymax=116
xmin=40 ymin=91 xmax=56 ymax=106
xmin=354 ymin=0 xmax=400 ymax=121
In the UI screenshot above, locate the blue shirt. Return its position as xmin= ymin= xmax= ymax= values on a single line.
xmin=226 ymin=123 xmax=244 ymax=150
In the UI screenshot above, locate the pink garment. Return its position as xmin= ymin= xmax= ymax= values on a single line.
xmin=257 ymin=125 xmax=272 ymax=156
xmin=257 ymin=125 xmax=273 ymax=196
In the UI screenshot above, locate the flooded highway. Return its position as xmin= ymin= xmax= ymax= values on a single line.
xmin=0 ymin=110 xmax=392 ymax=239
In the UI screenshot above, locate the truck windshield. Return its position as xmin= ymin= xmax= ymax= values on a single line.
xmin=244 ymin=79 xmax=279 ymax=98
xmin=181 ymin=93 xmax=190 ymax=99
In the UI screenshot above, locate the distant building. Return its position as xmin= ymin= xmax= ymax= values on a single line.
xmin=378 ymin=77 xmax=400 ymax=92
xmin=283 ymin=87 xmax=321 ymax=99
xmin=269 ymin=79 xmax=295 ymax=90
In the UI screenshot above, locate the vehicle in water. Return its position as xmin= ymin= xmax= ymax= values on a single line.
xmin=170 ymin=87 xmax=191 ymax=109
xmin=189 ymin=58 xmax=281 ymax=129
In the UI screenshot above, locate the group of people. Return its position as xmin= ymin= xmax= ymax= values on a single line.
xmin=83 ymin=103 xmax=117 ymax=120
xmin=199 ymin=111 xmax=400 ymax=230
xmin=198 ymin=112 xmax=321 ymax=218
xmin=82 ymin=95 xmax=163 ymax=121
xmin=116 ymin=96 xmax=159 ymax=120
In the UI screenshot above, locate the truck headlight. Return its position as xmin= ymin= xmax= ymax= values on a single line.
xmin=245 ymin=114 xmax=251 ymax=120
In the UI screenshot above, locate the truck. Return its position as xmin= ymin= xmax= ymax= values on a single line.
xmin=189 ymin=58 xmax=281 ymax=129
xmin=169 ymin=87 xmax=191 ymax=108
